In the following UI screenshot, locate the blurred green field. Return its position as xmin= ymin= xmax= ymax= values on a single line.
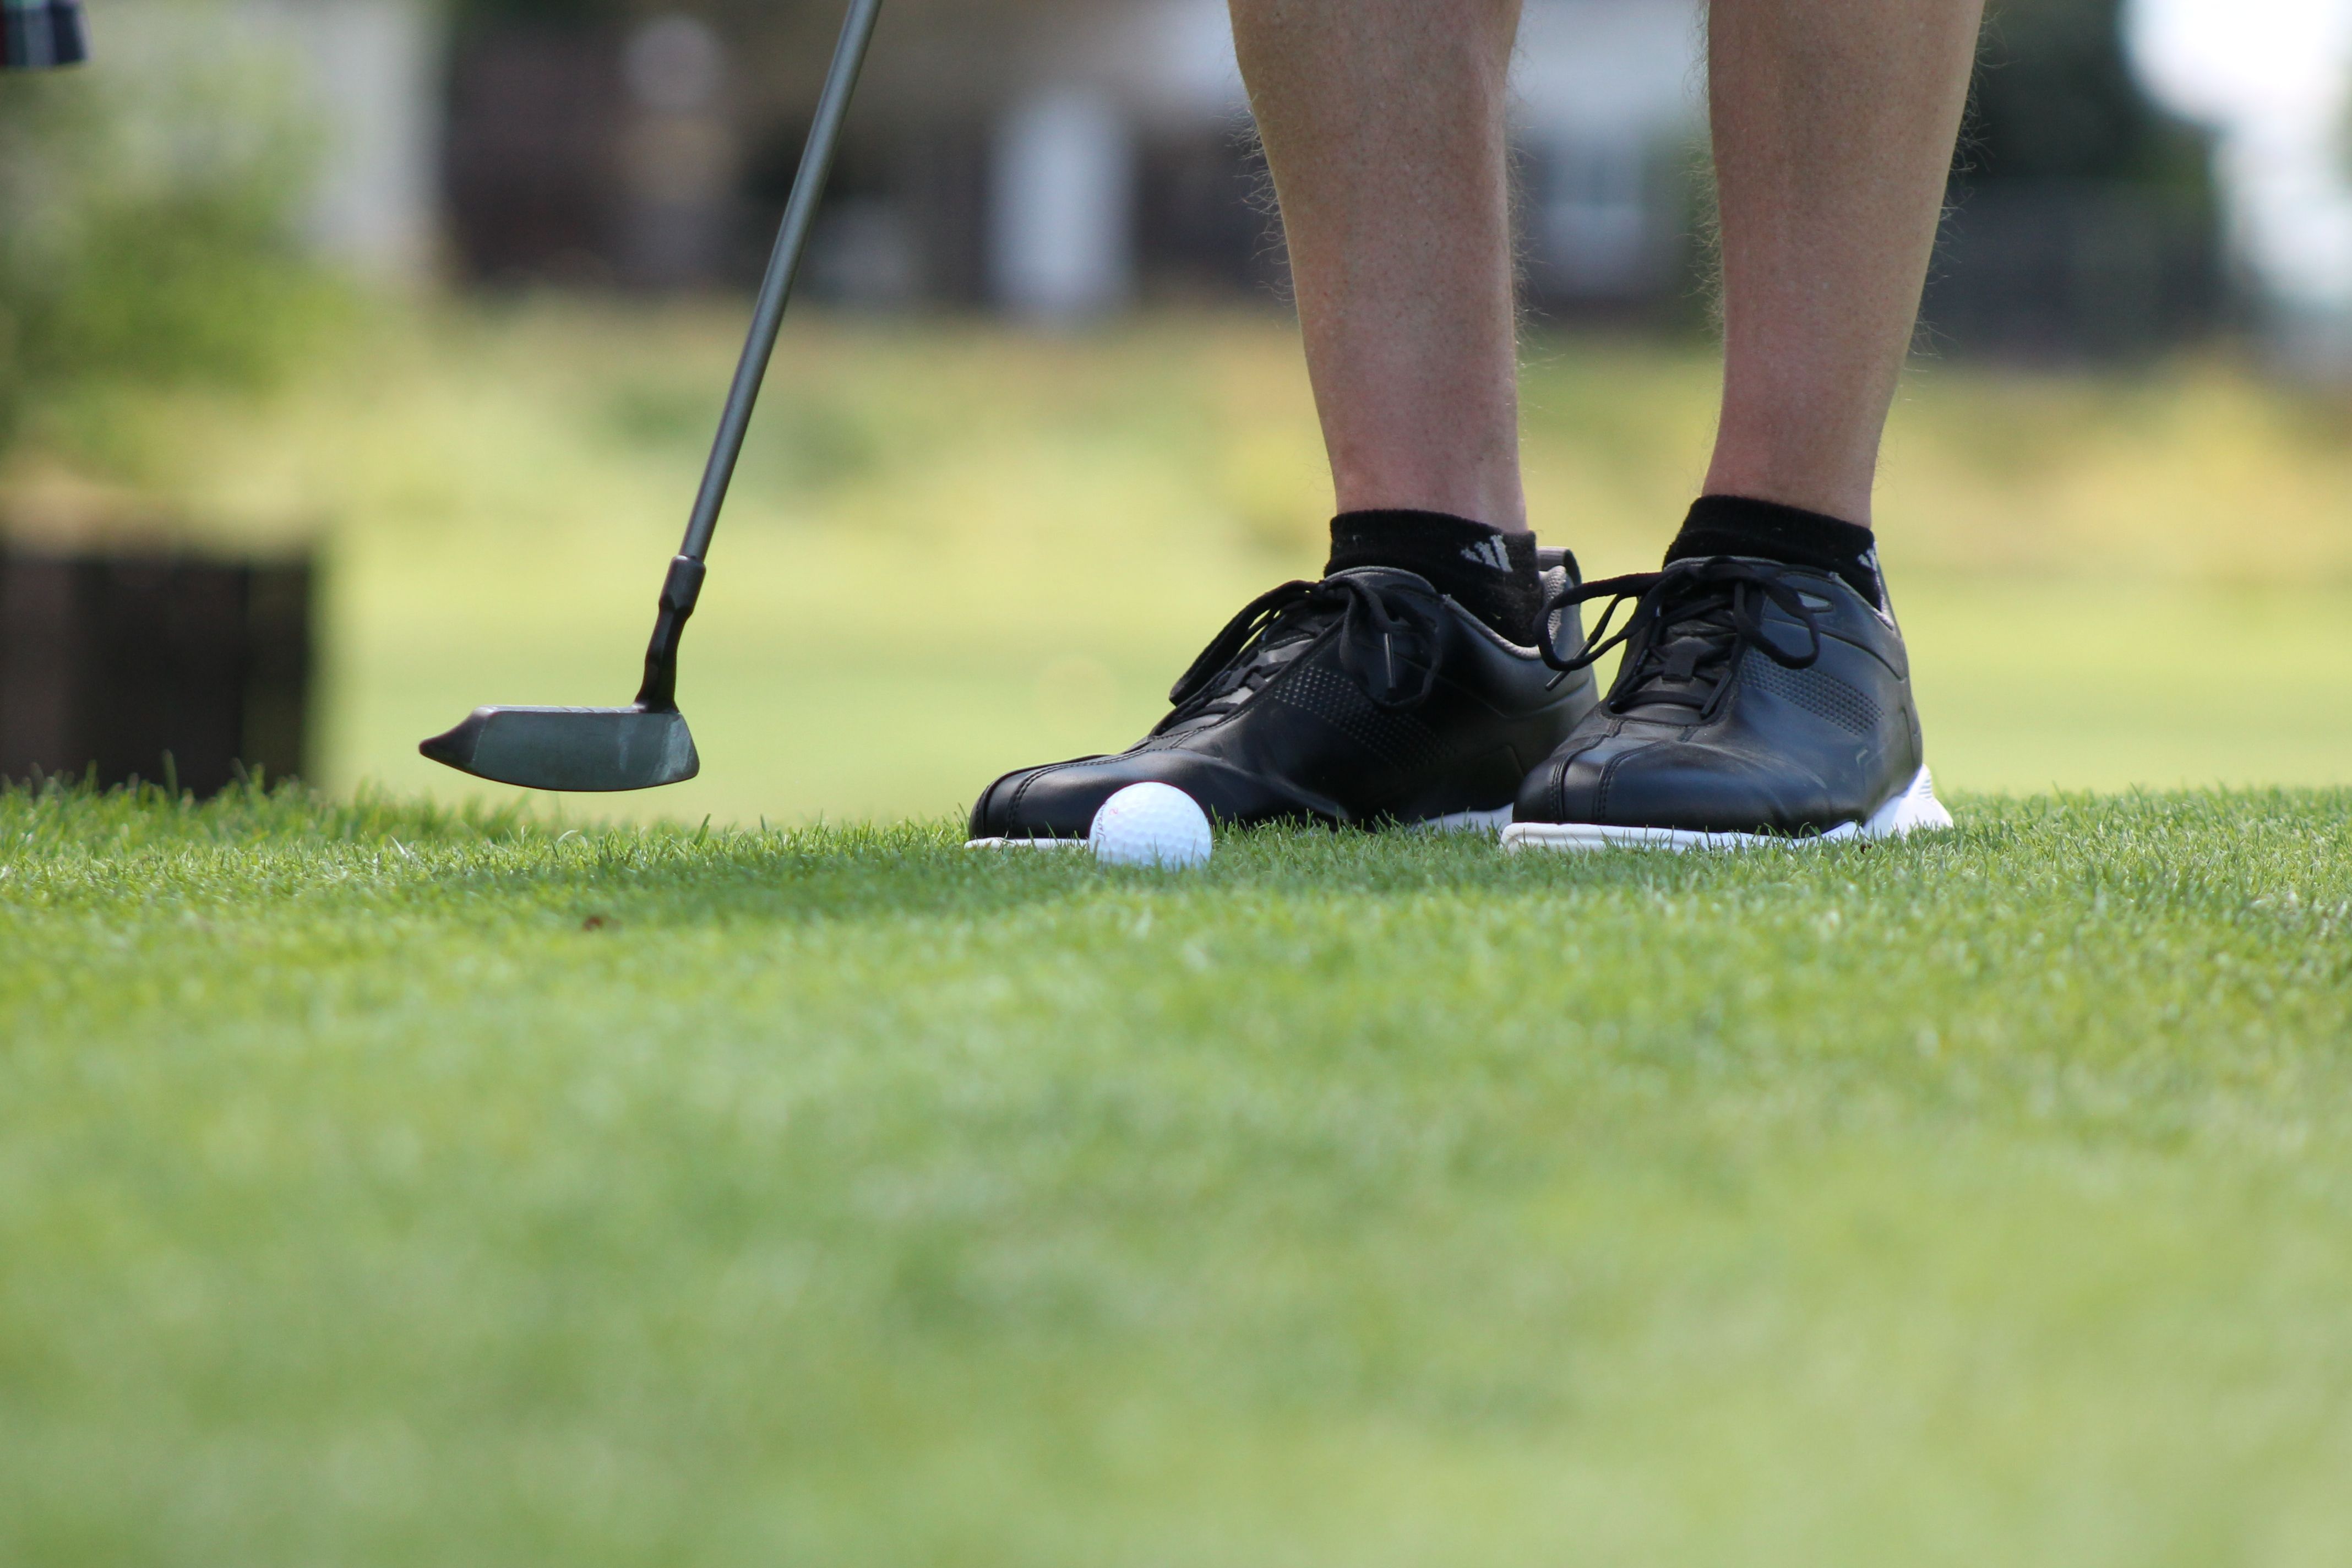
xmin=9 ymin=299 xmax=2352 ymax=822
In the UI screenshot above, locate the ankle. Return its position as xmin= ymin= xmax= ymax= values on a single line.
xmin=1700 ymin=427 xmax=1876 ymax=529
xmin=1326 ymin=509 xmax=1542 ymax=639
xmin=1665 ymin=494 xmax=1885 ymax=608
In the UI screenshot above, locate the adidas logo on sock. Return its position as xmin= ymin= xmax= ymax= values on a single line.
xmin=1857 ymin=545 xmax=1884 ymax=597
xmin=1857 ymin=544 xmax=1896 ymax=625
xmin=1458 ymin=536 xmax=1512 ymax=573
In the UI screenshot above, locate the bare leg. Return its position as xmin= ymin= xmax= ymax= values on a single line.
xmin=1702 ymin=0 xmax=1986 ymax=525
xmin=1228 ymin=0 xmax=1526 ymax=531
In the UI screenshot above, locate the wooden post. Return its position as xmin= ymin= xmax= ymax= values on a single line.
xmin=0 ymin=548 xmax=313 ymax=796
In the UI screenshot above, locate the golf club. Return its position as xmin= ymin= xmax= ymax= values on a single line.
xmin=3 ymin=0 xmax=88 ymax=69
xmin=420 ymin=0 xmax=884 ymax=791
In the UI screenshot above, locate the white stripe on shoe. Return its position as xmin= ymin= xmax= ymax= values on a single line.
xmin=967 ymin=802 xmax=1518 ymax=848
xmin=1499 ymin=764 xmax=1953 ymax=853
xmin=1406 ymin=805 xmax=1515 ymax=835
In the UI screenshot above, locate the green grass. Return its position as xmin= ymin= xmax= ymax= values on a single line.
xmin=7 ymin=782 xmax=2352 ymax=1565
xmin=7 ymin=302 xmax=2352 ymax=1561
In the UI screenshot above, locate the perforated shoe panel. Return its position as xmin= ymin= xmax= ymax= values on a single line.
xmin=1265 ymin=664 xmax=1449 ymax=777
xmin=1740 ymin=650 xmax=1880 ymax=736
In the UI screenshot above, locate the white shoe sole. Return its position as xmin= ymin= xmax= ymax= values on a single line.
xmin=1499 ymin=764 xmax=1954 ymax=854
xmin=1406 ymin=805 xmax=1513 ymax=835
xmin=965 ymin=803 xmax=1514 ymax=850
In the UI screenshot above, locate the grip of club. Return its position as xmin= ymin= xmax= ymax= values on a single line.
xmin=3 ymin=0 xmax=89 ymax=69
xmin=633 ymin=555 xmax=707 ymax=711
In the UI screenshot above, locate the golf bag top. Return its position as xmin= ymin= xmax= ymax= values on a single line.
xmin=3 ymin=0 xmax=88 ymax=68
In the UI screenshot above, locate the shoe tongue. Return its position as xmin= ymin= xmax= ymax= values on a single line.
xmin=1327 ymin=564 xmax=1437 ymax=595
xmin=1253 ymin=566 xmax=1429 ymax=649
xmin=1618 ymin=610 xmax=1739 ymax=718
xmin=1169 ymin=599 xmax=1333 ymax=728
xmin=1167 ymin=568 xmax=1441 ymax=732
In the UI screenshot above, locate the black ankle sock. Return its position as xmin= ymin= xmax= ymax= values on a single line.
xmin=1664 ymin=494 xmax=1885 ymax=608
xmin=1325 ymin=509 xmax=1542 ymax=639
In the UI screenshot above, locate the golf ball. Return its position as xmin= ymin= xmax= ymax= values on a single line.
xmin=1090 ymin=782 xmax=1213 ymax=869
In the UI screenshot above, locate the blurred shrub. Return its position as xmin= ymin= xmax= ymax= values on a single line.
xmin=1924 ymin=0 xmax=2223 ymax=358
xmin=0 ymin=13 xmax=339 ymax=447
xmin=1969 ymin=0 xmax=2215 ymax=196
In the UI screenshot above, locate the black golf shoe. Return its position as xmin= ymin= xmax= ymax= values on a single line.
xmin=968 ymin=551 xmax=1599 ymax=843
xmin=1502 ymin=555 xmax=1952 ymax=851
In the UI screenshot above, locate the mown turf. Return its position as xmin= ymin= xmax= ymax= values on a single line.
xmin=4 ymin=785 xmax=2350 ymax=1566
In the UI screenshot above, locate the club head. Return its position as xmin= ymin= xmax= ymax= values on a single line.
xmin=418 ymin=705 xmax=700 ymax=792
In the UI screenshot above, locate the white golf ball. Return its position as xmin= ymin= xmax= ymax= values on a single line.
xmin=1089 ymin=782 xmax=1213 ymax=869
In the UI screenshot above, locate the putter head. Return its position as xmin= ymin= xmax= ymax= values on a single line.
xmin=419 ymin=705 xmax=699 ymax=792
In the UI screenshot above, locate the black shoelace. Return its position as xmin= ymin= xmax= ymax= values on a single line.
xmin=1155 ymin=574 xmax=1445 ymax=735
xmin=1539 ymin=557 xmax=1824 ymax=718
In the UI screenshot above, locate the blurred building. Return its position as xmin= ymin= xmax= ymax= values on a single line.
xmin=442 ymin=0 xmax=1707 ymax=319
xmin=275 ymin=0 xmax=444 ymax=282
xmin=1924 ymin=0 xmax=2225 ymax=360
xmin=2133 ymin=0 xmax=2352 ymax=373
xmin=425 ymin=0 xmax=2241 ymax=358
xmin=153 ymin=0 xmax=445 ymax=284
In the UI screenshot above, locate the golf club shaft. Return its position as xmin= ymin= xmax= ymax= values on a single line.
xmin=683 ymin=0 xmax=881 ymax=561
xmin=634 ymin=0 xmax=883 ymax=710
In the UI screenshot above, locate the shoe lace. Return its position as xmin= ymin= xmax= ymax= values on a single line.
xmin=1155 ymin=574 xmax=1445 ymax=734
xmin=1538 ymin=557 xmax=1823 ymax=718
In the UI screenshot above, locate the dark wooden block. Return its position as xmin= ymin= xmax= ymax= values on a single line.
xmin=0 ymin=548 xmax=313 ymax=796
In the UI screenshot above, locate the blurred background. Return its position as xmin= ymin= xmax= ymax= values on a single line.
xmin=2 ymin=0 xmax=2351 ymax=823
